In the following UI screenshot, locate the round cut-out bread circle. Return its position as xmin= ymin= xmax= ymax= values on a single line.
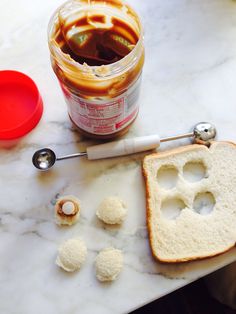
xmin=183 ymin=160 xmax=207 ymax=183
xmin=160 ymin=197 xmax=187 ymax=220
xmin=157 ymin=165 xmax=179 ymax=189
xmin=193 ymin=191 xmax=215 ymax=215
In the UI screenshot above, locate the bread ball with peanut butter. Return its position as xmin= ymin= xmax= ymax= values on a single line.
xmin=55 ymin=195 xmax=80 ymax=226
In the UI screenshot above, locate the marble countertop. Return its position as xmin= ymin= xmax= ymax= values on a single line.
xmin=1 ymin=0 xmax=236 ymax=313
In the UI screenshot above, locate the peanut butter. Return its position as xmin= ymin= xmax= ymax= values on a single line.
xmin=48 ymin=0 xmax=144 ymax=139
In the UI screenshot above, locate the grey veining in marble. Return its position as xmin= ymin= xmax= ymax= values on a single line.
xmin=1 ymin=0 xmax=236 ymax=313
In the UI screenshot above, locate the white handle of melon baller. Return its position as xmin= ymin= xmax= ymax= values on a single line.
xmin=32 ymin=122 xmax=216 ymax=170
xmin=86 ymin=134 xmax=161 ymax=160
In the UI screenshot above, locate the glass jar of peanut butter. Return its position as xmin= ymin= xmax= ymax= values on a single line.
xmin=48 ymin=0 xmax=144 ymax=139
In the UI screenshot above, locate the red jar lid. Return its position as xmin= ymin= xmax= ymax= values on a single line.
xmin=0 ymin=70 xmax=43 ymax=140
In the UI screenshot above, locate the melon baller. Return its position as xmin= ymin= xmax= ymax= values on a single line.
xmin=32 ymin=122 xmax=216 ymax=171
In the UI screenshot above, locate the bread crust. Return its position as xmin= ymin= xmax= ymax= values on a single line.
xmin=142 ymin=141 xmax=236 ymax=263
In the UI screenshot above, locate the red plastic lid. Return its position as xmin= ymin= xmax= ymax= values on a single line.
xmin=0 ymin=70 xmax=43 ymax=140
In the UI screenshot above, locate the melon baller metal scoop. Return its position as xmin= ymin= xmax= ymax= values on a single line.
xmin=32 ymin=122 xmax=216 ymax=171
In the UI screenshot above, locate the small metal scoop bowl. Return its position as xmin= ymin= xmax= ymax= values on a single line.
xmin=193 ymin=122 xmax=216 ymax=145
xmin=32 ymin=148 xmax=56 ymax=170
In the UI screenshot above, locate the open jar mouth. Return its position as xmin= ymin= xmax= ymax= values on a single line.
xmin=48 ymin=0 xmax=144 ymax=79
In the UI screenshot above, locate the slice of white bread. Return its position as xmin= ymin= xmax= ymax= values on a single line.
xmin=143 ymin=141 xmax=236 ymax=263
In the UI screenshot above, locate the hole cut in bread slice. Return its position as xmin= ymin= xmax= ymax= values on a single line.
xmin=143 ymin=141 xmax=236 ymax=263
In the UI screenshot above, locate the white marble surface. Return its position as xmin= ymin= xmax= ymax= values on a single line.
xmin=1 ymin=0 xmax=236 ymax=313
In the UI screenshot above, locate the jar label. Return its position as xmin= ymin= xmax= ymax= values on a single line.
xmin=62 ymin=77 xmax=141 ymax=135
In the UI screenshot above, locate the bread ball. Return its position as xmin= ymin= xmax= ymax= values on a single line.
xmin=96 ymin=197 xmax=127 ymax=224
xmin=95 ymin=247 xmax=123 ymax=282
xmin=55 ymin=195 xmax=80 ymax=226
xmin=56 ymin=238 xmax=87 ymax=272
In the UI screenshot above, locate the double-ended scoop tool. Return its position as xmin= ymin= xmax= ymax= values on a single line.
xmin=32 ymin=122 xmax=216 ymax=171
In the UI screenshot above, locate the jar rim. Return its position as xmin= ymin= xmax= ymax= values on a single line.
xmin=48 ymin=0 xmax=144 ymax=78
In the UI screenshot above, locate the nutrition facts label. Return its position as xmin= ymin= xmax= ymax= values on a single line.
xmin=63 ymin=77 xmax=141 ymax=135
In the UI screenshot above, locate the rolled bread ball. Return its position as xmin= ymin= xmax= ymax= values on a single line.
xmin=96 ymin=197 xmax=127 ymax=224
xmin=55 ymin=195 xmax=81 ymax=226
xmin=95 ymin=247 xmax=123 ymax=282
xmin=56 ymin=238 xmax=87 ymax=272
